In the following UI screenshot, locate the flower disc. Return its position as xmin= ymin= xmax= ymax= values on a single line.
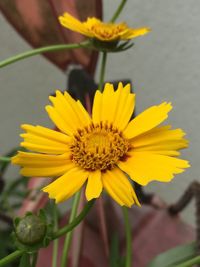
xmin=70 ymin=122 xmax=130 ymax=171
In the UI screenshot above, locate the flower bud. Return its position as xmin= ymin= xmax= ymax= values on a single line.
xmin=15 ymin=213 xmax=46 ymax=246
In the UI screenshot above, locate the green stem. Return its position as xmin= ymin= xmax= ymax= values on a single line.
xmin=0 ymin=41 xmax=90 ymax=68
xmin=52 ymin=201 xmax=59 ymax=267
xmin=98 ymin=52 xmax=107 ymax=92
xmin=0 ymin=156 xmax=11 ymax=162
xmin=175 ymin=255 xmax=200 ymax=267
xmin=31 ymin=252 xmax=38 ymax=267
xmin=0 ymin=250 xmax=23 ymax=267
xmin=60 ymin=191 xmax=81 ymax=267
xmin=52 ymin=199 xmax=95 ymax=240
xmin=110 ymin=0 xmax=127 ymax=22
xmin=122 ymin=207 xmax=132 ymax=267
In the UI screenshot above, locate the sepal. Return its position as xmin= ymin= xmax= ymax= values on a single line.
xmin=90 ymin=38 xmax=134 ymax=53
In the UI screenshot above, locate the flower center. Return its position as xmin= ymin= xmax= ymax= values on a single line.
xmin=70 ymin=122 xmax=130 ymax=171
xmin=91 ymin=22 xmax=127 ymax=40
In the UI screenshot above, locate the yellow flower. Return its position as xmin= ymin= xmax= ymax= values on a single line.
xmin=12 ymin=83 xmax=189 ymax=207
xmin=59 ymin=12 xmax=150 ymax=42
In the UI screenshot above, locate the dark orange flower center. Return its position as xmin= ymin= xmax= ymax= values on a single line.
xmin=89 ymin=22 xmax=127 ymax=40
xmin=70 ymin=122 xmax=130 ymax=171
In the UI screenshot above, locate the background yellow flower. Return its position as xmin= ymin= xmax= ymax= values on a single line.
xmin=59 ymin=12 xmax=150 ymax=42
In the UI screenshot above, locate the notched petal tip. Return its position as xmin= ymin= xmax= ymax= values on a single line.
xmin=160 ymin=101 xmax=173 ymax=112
xmin=55 ymin=90 xmax=63 ymax=96
xmin=42 ymin=186 xmax=58 ymax=202
xmin=121 ymin=195 xmax=140 ymax=208
xmin=45 ymin=105 xmax=52 ymax=113
xmin=184 ymin=160 xmax=191 ymax=168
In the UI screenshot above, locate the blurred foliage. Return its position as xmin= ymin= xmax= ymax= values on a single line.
xmin=0 ymin=148 xmax=28 ymax=266
xmin=147 ymin=242 xmax=197 ymax=267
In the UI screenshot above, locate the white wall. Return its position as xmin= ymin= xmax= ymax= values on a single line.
xmin=1 ymin=0 xmax=199 ymax=225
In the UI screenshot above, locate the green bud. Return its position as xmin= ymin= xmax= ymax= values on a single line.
xmin=13 ymin=210 xmax=52 ymax=252
xmin=15 ymin=214 xmax=46 ymax=245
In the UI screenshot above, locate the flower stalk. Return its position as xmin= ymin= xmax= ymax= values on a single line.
xmin=0 ymin=250 xmax=23 ymax=267
xmin=31 ymin=252 xmax=38 ymax=267
xmin=52 ymin=202 xmax=59 ymax=267
xmin=98 ymin=52 xmax=107 ymax=92
xmin=122 ymin=207 xmax=132 ymax=267
xmin=52 ymin=199 xmax=95 ymax=240
xmin=60 ymin=191 xmax=82 ymax=267
xmin=0 ymin=41 xmax=90 ymax=68
xmin=110 ymin=0 xmax=128 ymax=22
xmin=0 ymin=156 xmax=11 ymax=162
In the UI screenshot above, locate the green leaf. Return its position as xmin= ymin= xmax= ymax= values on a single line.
xmin=147 ymin=242 xmax=197 ymax=267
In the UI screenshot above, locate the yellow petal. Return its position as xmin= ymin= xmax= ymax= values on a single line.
xmin=12 ymin=151 xmax=74 ymax=177
xmin=102 ymin=168 xmax=140 ymax=207
xmin=118 ymin=152 xmax=190 ymax=186
xmin=20 ymin=164 xmax=74 ymax=177
xmin=124 ymin=102 xmax=172 ymax=139
xmin=131 ymin=125 xmax=188 ymax=153
xmin=84 ymin=17 xmax=102 ymax=29
xmin=42 ymin=167 xmax=88 ymax=203
xmin=85 ymin=170 xmax=102 ymax=201
xmin=12 ymin=151 xmax=70 ymax=167
xmin=140 ymin=150 xmax=180 ymax=156
xmin=20 ymin=142 xmax=67 ymax=154
xmin=132 ymin=126 xmax=186 ymax=146
xmin=133 ymin=141 xmax=188 ymax=153
xmin=63 ymin=91 xmax=91 ymax=126
xmin=46 ymin=105 xmax=73 ymax=136
xmin=92 ymin=83 xmax=135 ymax=130
xmin=21 ymin=124 xmax=70 ymax=143
xmin=59 ymin=12 xmax=93 ymax=37
xmin=47 ymin=91 xmax=91 ymax=135
xmin=92 ymin=90 xmax=103 ymax=124
xmin=121 ymin=27 xmax=151 ymax=39
xmin=101 ymin=83 xmax=115 ymax=123
xmin=20 ymin=124 xmax=70 ymax=154
xmin=113 ymin=83 xmax=135 ymax=130
xmin=76 ymin=100 xmax=92 ymax=126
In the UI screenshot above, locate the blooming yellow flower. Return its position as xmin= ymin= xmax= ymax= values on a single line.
xmin=59 ymin=12 xmax=150 ymax=42
xmin=12 ymin=83 xmax=189 ymax=207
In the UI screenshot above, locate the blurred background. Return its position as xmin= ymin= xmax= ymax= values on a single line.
xmin=0 ymin=0 xmax=199 ymax=226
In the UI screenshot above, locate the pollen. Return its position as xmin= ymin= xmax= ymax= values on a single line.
xmin=70 ymin=122 xmax=130 ymax=171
